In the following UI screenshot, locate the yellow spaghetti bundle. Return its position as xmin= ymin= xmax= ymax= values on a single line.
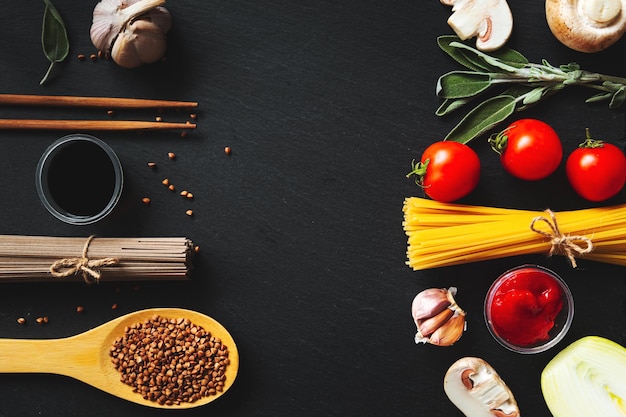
xmin=402 ymin=197 xmax=626 ymax=270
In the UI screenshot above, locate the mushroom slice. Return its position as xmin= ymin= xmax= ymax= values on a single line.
xmin=444 ymin=357 xmax=521 ymax=417
xmin=546 ymin=0 xmax=626 ymax=52
xmin=440 ymin=0 xmax=513 ymax=51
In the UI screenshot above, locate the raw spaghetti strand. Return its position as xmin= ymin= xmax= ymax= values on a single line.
xmin=403 ymin=197 xmax=626 ymax=270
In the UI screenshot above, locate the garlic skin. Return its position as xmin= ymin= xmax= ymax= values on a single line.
xmin=90 ymin=0 xmax=172 ymax=68
xmin=411 ymin=287 xmax=466 ymax=346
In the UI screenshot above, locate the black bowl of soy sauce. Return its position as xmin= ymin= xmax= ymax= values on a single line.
xmin=35 ymin=134 xmax=123 ymax=225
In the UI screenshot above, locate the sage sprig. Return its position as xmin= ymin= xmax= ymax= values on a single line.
xmin=436 ymin=35 xmax=626 ymax=144
xmin=40 ymin=0 xmax=69 ymax=85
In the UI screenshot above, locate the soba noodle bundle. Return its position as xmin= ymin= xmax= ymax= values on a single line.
xmin=0 ymin=235 xmax=194 ymax=283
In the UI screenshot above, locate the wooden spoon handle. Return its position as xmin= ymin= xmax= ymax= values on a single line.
xmin=0 ymin=337 xmax=98 ymax=377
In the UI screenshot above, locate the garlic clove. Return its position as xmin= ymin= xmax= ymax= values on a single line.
xmin=110 ymin=31 xmax=142 ymax=69
xmin=111 ymin=19 xmax=168 ymax=68
xmin=145 ymin=5 xmax=172 ymax=33
xmin=417 ymin=308 xmax=454 ymax=338
xmin=426 ymin=312 xmax=466 ymax=347
xmin=411 ymin=287 xmax=455 ymax=320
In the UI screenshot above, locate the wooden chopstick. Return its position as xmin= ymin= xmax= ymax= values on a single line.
xmin=0 ymin=94 xmax=198 ymax=109
xmin=0 ymin=119 xmax=196 ymax=131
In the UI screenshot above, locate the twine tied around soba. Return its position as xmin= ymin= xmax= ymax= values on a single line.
xmin=530 ymin=209 xmax=593 ymax=268
xmin=49 ymin=235 xmax=119 ymax=283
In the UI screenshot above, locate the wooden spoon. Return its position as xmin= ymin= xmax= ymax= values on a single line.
xmin=0 ymin=308 xmax=239 ymax=409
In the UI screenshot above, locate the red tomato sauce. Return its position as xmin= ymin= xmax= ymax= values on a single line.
xmin=488 ymin=266 xmax=564 ymax=346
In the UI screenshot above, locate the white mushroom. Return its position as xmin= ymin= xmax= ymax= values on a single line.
xmin=545 ymin=0 xmax=626 ymax=52
xmin=440 ymin=0 xmax=513 ymax=51
xmin=444 ymin=357 xmax=521 ymax=417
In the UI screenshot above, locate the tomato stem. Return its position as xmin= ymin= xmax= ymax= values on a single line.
xmin=406 ymin=158 xmax=430 ymax=186
xmin=578 ymin=128 xmax=605 ymax=149
xmin=488 ymin=131 xmax=508 ymax=155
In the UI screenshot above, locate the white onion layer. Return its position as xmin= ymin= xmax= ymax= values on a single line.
xmin=541 ymin=336 xmax=626 ymax=417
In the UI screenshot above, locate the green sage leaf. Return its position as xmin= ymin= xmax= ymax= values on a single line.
xmin=459 ymin=50 xmax=515 ymax=74
xmin=461 ymin=43 xmax=528 ymax=70
xmin=602 ymin=80 xmax=625 ymax=92
xmin=560 ymin=62 xmax=581 ymax=72
xmin=437 ymin=35 xmax=488 ymax=72
xmin=585 ymin=92 xmax=614 ymax=103
xmin=444 ymin=95 xmax=517 ymax=144
xmin=563 ymin=69 xmax=584 ymax=85
xmin=40 ymin=0 xmax=69 ymax=85
xmin=516 ymin=85 xmax=562 ymax=111
xmin=491 ymin=47 xmax=528 ymax=67
xmin=609 ymin=86 xmax=626 ymax=108
xmin=437 ymin=35 xmax=527 ymax=72
xmin=522 ymin=87 xmax=547 ymax=106
xmin=450 ymin=42 xmax=521 ymax=73
xmin=437 ymin=71 xmax=492 ymax=99
xmin=435 ymin=97 xmax=472 ymax=116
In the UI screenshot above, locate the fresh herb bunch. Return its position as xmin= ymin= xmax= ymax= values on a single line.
xmin=436 ymin=35 xmax=626 ymax=144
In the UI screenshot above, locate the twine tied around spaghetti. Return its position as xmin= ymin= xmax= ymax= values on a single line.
xmin=49 ymin=235 xmax=119 ymax=283
xmin=530 ymin=209 xmax=593 ymax=268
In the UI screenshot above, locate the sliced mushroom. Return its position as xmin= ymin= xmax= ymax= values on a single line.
xmin=444 ymin=357 xmax=521 ymax=417
xmin=546 ymin=0 xmax=626 ymax=52
xmin=440 ymin=0 xmax=513 ymax=51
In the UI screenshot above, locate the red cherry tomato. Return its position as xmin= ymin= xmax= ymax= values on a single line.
xmin=566 ymin=130 xmax=626 ymax=202
xmin=489 ymin=119 xmax=563 ymax=181
xmin=407 ymin=141 xmax=480 ymax=203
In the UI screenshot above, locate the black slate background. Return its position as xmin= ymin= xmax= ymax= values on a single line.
xmin=0 ymin=1 xmax=625 ymax=416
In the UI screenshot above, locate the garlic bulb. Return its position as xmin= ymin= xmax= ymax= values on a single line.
xmin=90 ymin=0 xmax=172 ymax=68
xmin=411 ymin=287 xmax=466 ymax=346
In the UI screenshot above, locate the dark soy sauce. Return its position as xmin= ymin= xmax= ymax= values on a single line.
xmin=46 ymin=141 xmax=116 ymax=216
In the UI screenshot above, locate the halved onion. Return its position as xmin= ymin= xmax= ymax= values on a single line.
xmin=541 ymin=336 xmax=626 ymax=417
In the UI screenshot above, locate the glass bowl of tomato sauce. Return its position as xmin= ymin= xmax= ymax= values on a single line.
xmin=484 ymin=265 xmax=574 ymax=354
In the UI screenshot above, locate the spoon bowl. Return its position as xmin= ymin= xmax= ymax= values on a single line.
xmin=0 ymin=308 xmax=239 ymax=409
